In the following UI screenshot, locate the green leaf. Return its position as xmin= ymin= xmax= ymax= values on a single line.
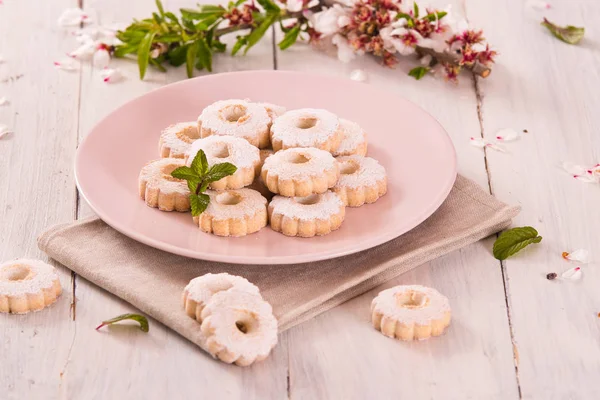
xmin=255 ymin=0 xmax=280 ymax=13
xmin=278 ymin=24 xmax=301 ymax=50
xmin=149 ymin=58 xmax=167 ymax=72
xmin=186 ymin=40 xmax=198 ymax=78
xmin=493 ymin=227 xmax=543 ymax=260
xmin=180 ymin=6 xmax=225 ymax=20
xmin=165 ymin=11 xmax=181 ymax=25
xmin=425 ymin=11 xmax=447 ymax=22
xmin=232 ymin=36 xmax=248 ymax=56
xmin=196 ymin=37 xmax=213 ymax=72
xmin=212 ymin=40 xmax=227 ymax=52
xmin=167 ymin=44 xmax=189 ymax=66
xmin=245 ymin=12 xmax=278 ymax=54
xmin=96 ymin=313 xmax=149 ymax=332
xmin=113 ymin=44 xmax=139 ymax=58
xmin=181 ymin=17 xmax=197 ymax=32
xmin=187 ymin=177 xmax=201 ymax=193
xmin=190 ymin=193 xmax=210 ymax=216
xmin=541 ymin=18 xmax=585 ymax=45
xmin=408 ymin=66 xmax=429 ymax=80
xmin=190 ymin=149 xmax=209 ymax=176
xmin=205 ymin=162 xmax=238 ymax=183
xmin=155 ymin=0 xmax=166 ymax=17
xmin=413 ymin=2 xmax=419 ymax=18
xmin=170 ymin=166 xmax=198 ymax=181
xmin=156 ymin=33 xmax=184 ymax=43
xmin=138 ymin=31 xmax=157 ymax=79
xmin=396 ymin=12 xmax=413 ymax=21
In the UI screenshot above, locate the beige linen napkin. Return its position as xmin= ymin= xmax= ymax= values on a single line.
xmin=38 ymin=175 xmax=518 ymax=348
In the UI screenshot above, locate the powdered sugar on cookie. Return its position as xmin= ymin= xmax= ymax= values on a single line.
xmin=270 ymin=108 xmax=342 ymax=152
xmin=159 ymin=121 xmax=199 ymax=158
xmin=333 ymin=118 xmax=368 ymax=157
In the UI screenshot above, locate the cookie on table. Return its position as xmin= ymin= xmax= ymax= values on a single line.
xmin=0 ymin=259 xmax=62 ymax=314
xmin=182 ymin=273 xmax=261 ymax=323
xmin=371 ymin=285 xmax=451 ymax=341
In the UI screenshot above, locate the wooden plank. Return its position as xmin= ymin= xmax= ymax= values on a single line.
xmin=65 ymin=1 xmax=288 ymax=398
xmin=275 ymin=1 xmax=520 ymax=397
xmin=0 ymin=0 xmax=81 ymax=398
xmin=468 ymin=0 xmax=600 ymax=398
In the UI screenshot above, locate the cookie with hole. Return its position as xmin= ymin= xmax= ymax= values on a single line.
xmin=138 ymin=158 xmax=190 ymax=212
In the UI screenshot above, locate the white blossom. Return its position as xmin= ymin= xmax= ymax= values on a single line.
xmin=54 ymin=58 xmax=80 ymax=71
xmin=350 ymin=69 xmax=367 ymax=82
xmin=57 ymin=8 xmax=91 ymax=27
xmin=310 ymin=5 xmax=350 ymax=37
xmin=332 ymin=34 xmax=356 ymax=63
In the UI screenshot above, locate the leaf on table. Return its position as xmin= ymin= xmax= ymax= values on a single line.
xmin=541 ymin=18 xmax=584 ymax=45
xmin=493 ymin=226 xmax=543 ymax=260
xmin=96 ymin=313 xmax=149 ymax=332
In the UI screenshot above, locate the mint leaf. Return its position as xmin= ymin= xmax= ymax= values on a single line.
xmin=408 ymin=66 xmax=429 ymax=80
xmin=541 ymin=18 xmax=584 ymax=45
xmin=190 ymin=193 xmax=210 ymax=216
xmin=278 ymin=25 xmax=301 ymax=50
xmin=493 ymin=227 xmax=542 ymax=260
xmin=190 ymin=149 xmax=209 ymax=176
xmin=96 ymin=313 xmax=149 ymax=332
xmin=138 ymin=31 xmax=157 ymax=79
xmin=187 ymin=177 xmax=201 ymax=194
xmin=171 ymin=166 xmax=198 ymax=181
xmin=205 ymin=162 xmax=237 ymax=182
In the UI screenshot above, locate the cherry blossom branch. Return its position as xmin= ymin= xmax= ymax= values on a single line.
xmin=416 ymin=46 xmax=491 ymax=78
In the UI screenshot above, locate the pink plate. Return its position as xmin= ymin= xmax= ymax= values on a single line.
xmin=75 ymin=71 xmax=456 ymax=264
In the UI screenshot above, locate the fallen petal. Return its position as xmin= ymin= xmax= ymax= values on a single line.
xmin=470 ymin=137 xmax=487 ymax=148
xmin=54 ymin=58 xmax=79 ymax=71
xmin=0 ymin=124 xmax=12 ymax=139
xmin=561 ymin=161 xmax=586 ymax=176
xmin=526 ymin=0 xmax=551 ymax=10
xmin=0 ymin=97 xmax=8 ymax=106
xmin=68 ymin=41 xmax=96 ymax=59
xmin=561 ymin=266 xmax=582 ymax=281
xmin=485 ymin=143 xmax=508 ymax=153
xmin=100 ymin=67 xmax=123 ymax=83
xmin=563 ymin=249 xmax=590 ymax=264
xmin=350 ymin=69 xmax=367 ymax=82
xmin=495 ymin=128 xmax=520 ymax=142
xmin=0 ymin=54 xmax=5 ymax=64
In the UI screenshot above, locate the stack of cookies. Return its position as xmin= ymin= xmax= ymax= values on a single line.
xmin=138 ymin=98 xmax=387 ymax=238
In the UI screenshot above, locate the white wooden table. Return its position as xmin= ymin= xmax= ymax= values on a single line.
xmin=2 ymin=0 xmax=599 ymax=398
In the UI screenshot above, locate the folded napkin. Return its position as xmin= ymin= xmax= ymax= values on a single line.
xmin=38 ymin=175 xmax=518 ymax=349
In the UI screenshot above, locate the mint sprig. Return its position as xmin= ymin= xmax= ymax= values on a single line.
xmin=541 ymin=18 xmax=585 ymax=45
xmin=96 ymin=313 xmax=149 ymax=332
xmin=171 ymin=149 xmax=237 ymax=216
xmin=493 ymin=226 xmax=543 ymax=260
